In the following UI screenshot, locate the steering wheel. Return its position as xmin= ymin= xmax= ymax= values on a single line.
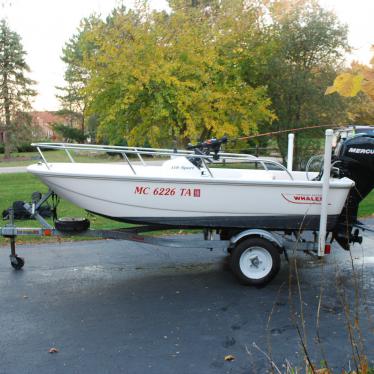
xmin=306 ymin=155 xmax=341 ymax=181
xmin=306 ymin=155 xmax=324 ymax=181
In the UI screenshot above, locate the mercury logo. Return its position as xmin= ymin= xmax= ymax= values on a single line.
xmin=348 ymin=148 xmax=374 ymax=154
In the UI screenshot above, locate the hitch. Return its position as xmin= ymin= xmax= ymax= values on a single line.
xmin=5 ymin=208 xmax=25 ymax=270
xmin=2 ymin=190 xmax=55 ymax=270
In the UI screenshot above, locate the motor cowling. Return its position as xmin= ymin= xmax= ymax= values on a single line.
xmin=333 ymin=134 xmax=374 ymax=249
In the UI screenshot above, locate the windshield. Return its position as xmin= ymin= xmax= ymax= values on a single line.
xmin=356 ymin=128 xmax=374 ymax=136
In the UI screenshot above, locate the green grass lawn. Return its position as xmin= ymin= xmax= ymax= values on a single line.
xmin=0 ymin=172 xmax=373 ymax=245
xmin=0 ymin=173 xmax=130 ymax=245
xmin=358 ymin=190 xmax=374 ymax=217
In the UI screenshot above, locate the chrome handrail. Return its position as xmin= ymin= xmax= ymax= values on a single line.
xmin=36 ymin=147 xmax=50 ymax=170
xmin=31 ymin=142 xmax=293 ymax=180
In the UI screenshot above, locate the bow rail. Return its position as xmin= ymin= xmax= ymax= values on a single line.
xmin=31 ymin=142 xmax=293 ymax=180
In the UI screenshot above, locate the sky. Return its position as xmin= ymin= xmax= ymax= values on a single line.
xmin=1 ymin=0 xmax=373 ymax=111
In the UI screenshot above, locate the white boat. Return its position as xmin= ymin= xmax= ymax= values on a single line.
xmin=27 ymin=139 xmax=355 ymax=232
xmin=2 ymin=133 xmax=371 ymax=285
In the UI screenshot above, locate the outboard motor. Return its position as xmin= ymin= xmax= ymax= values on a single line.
xmin=333 ymin=134 xmax=374 ymax=249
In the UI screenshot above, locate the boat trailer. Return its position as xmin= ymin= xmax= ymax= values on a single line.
xmin=1 ymin=129 xmax=372 ymax=286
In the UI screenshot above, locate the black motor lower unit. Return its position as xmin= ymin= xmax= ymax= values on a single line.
xmin=333 ymin=134 xmax=374 ymax=249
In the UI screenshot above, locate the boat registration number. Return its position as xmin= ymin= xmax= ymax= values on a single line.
xmin=134 ymin=186 xmax=201 ymax=197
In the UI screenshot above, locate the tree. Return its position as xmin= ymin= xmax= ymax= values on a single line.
xmin=325 ymin=48 xmax=374 ymax=129
xmin=57 ymin=17 xmax=99 ymax=137
xmin=247 ymin=0 xmax=350 ymax=167
xmin=62 ymin=0 xmax=351 ymax=157
xmin=344 ymin=93 xmax=374 ymax=125
xmin=326 ymin=47 xmax=374 ymax=102
xmin=0 ymin=19 xmax=36 ymax=158
xmin=52 ymin=123 xmax=86 ymax=143
xmin=79 ymin=2 xmax=275 ymax=147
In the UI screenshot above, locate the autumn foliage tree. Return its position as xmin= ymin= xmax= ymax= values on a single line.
xmin=326 ymin=47 xmax=374 ymax=127
xmin=326 ymin=47 xmax=374 ymax=101
xmin=253 ymin=0 xmax=349 ymax=166
xmin=73 ymin=2 xmax=276 ymax=147
xmin=60 ymin=0 xmax=351 ymax=158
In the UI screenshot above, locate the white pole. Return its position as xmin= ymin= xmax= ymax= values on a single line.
xmin=318 ymin=129 xmax=333 ymax=256
xmin=287 ymin=133 xmax=294 ymax=172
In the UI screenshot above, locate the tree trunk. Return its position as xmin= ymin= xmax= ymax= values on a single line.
xmin=81 ymin=115 xmax=85 ymax=142
xmin=81 ymin=104 xmax=86 ymax=143
xmin=3 ymin=72 xmax=12 ymax=159
xmin=293 ymin=95 xmax=302 ymax=170
xmin=3 ymin=131 xmax=12 ymax=159
xmin=294 ymin=138 xmax=299 ymax=170
xmin=199 ymin=126 xmax=212 ymax=142
xmin=275 ymin=127 xmax=287 ymax=165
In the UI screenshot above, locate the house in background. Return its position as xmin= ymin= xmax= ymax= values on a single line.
xmin=0 ymin=111 xmax=81 ymax=145
xmin=29 ymin=111 xmax=71 ymax=139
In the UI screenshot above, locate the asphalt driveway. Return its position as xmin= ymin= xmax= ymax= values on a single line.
xmin=1 ymin=229 xmax=374 ymax=373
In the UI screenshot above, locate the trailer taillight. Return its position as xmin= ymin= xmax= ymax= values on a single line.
xmin=325 ymin=244 xmax=331 ymax=254
xmin=43 ymin=229 xmax=52 ymax=236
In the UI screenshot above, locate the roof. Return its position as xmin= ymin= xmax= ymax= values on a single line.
xmin=30 ymin=111 xmax=69 ymax=125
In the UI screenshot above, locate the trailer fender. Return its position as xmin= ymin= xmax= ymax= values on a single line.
xmin=229 ymin=229 xmax=283 ymax=252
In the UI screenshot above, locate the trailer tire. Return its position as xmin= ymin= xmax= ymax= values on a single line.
xmin=10 ymin=255 xmax=25 ymax=270
xmin=230 ymin=237 xmax=280 ymax=286
xmin=55 ymin=217 xmax=90 ymax=233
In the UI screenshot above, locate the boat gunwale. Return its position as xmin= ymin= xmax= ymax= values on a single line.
xmin=27 ymin=164 xmax=355 ymax=189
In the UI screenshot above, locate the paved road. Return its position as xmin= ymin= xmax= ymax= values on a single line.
xmin=0 ymin=231 xmax=374 ymax=374
xmin=0 ymin=166 xmax=28 ymax=174
xmin=0 ymin=161 xmax=164 ymax=174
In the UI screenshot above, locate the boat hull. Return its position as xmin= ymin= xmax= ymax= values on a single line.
xmin=93 ymin=212 xmax=340 ymax=231
xmin=27 ymin=163 xmax=353 ymax=231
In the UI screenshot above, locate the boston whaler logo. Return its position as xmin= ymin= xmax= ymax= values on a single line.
xmin=282 ymin=193 xmax=323 ymax=205
xmin=348 ymin=147 xmax=374 ymax=155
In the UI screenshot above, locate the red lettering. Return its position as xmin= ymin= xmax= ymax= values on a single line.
xmin=135 ymin=186 xmax=150 ymax=195
xmin=136 ymin=186 xmax=201 ymax=197
xmin=285 ymin=193 xmax=323 ymax=204
xmin=181 ymin=188 xmax=193 ymax=197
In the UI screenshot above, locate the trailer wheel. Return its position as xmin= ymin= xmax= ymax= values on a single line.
xmin=230 ymin=237 xmax=280 ymax=286
xmin=10 ymin=255 xmax=25 ymax=270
